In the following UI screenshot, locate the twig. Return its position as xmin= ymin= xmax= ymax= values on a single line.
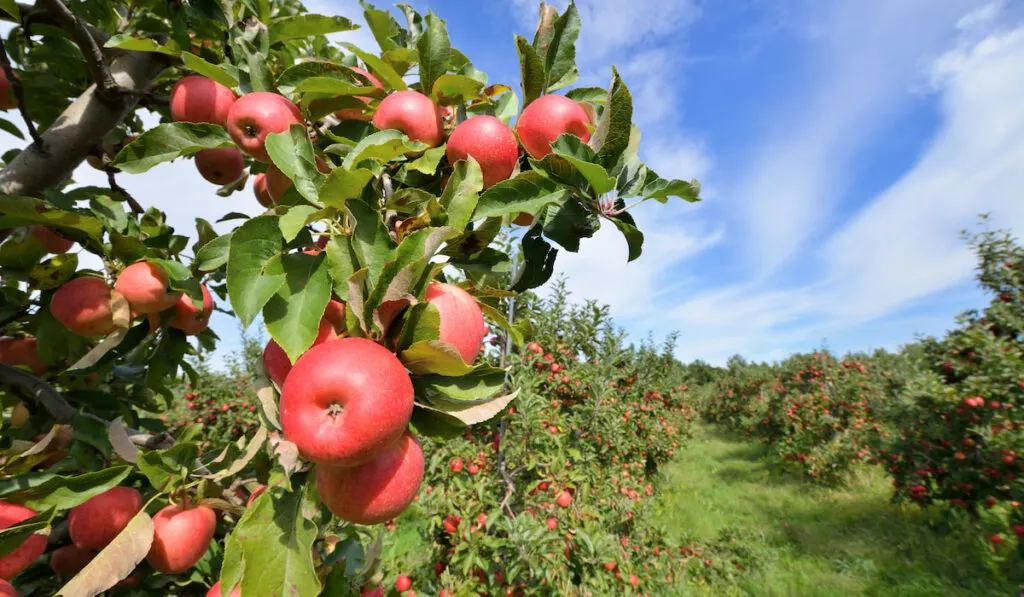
xmin=39 ymin=0 xmax=121 ymax=103
xmin=105 ymin=166 xmax=143 ymax=214
xmin=0 ymin=36 xmax=42 ymax=148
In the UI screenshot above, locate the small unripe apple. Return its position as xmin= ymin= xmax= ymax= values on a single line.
xmin=10 ymin=402 xmax=29 ymax=428
xmin=265 ymin=157 xmax=331 ymax=203
xmin=30 ymin=226 xmax=74 ymax=253
xmin=226 ymin=92 xmax=304 ymax=162
xmin=206 ymin=581 xmax=241 ymax=597
xmin=194 ymin=147 xmax=245 ymax=185
xmin=115 ymin=262 xmax=182 ymax=314
xmin=170 ymin=285 xmax=214 ymax=336
xmin=316 ymin=432 xmax=424 ymax=524
xmin=50 ymin=277 xmax=116 ymax=337
xmin=281 ymin=337 xmax=414 ymax=466
xmin=146 ymin=503 xmax=216 ymax=574
xmin=0 ymin=501 xmax=47 ymax=580
xmin=262 ymin=317 xmax=337 ymax=389
xmin=69 ymin=487 xmax=143 ymax=550
xmin=424 ymin=283 xmax=486 ymax=364
xmin=50 ymin=545 xmax=95 ymax=577
xmin=170 ymin=75 xmax=237 ymax=126
xmin=371 ymin=91 xmax=444 ymax=147
xmin=446 ymin=116 xmax=519 ymax=187
xmin=0 ymin=69 xmax=15 ymax=111
xmin=515 ymin=94 xmax=591 ymax=158
xmin=0 ymin=337 xmax=47 ymax=376
xmin=336 ymin=67 xmax=384 ymax=121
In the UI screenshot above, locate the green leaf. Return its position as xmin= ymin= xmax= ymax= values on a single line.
xmin=400 ymin=340 xmax=473 ymax=376
xmin=277 ymin=60 xmax=354 ymax=96
xmin=515 ymin=35 xmax=544 ymax=108
xmin=111 ymin=123 xmax=233 ymax=174
xmin=405 ymin=145 xmax=446 ymax=175
xmin=182 ymin=53 xmax=239 ymax=87
xmin=643 ymin=176 xmax=702 ymax=203
xmin=196 ymin=233 xmax=232 ymax=271
xmin=104 ymin=34 xmax=181 ymax=55
xmin=431 ymin=74 xmax=483 ymax=105
xmin=566 ymin=86 xmax=606 ymax=104
xmin=266 ymin=126 xmax=326 ymax=205
xmin=477 ymin=300 xmax=522 ymax=345
xmin=220 ymin=480 xmax=321 ymax=597
xmin=550 ymin=135 xmax=616 ymax=195
xmin=362 ymin=3 xmax=406 ymax=51
xmin=245 ymin=50 xmax=276 ymax=93
xmin=418 ymin=389 xmax=519 ymax=426
xmin=348 ymin=200 xmax=396 ymax=283
xmin=269 ymin=14 xmax=357 ymax=45
xmin=416 ymin=12 xmax=451 ymax=95
xmin=15 ymin=466 xmax=131 ymax=511
xmin=396 ymin=302 xmax=441 ymax=351
xmin=590 ymin=67 xmax=634 ymax=168
xmin=512 ymin=228 xmax=557 ymax=292
xmin=263 ymin=253 xmax=332 ymax=363
xmin=318 ymin=168 xmax=374 ymax=209
xmin=194 ymin=217 xmax=218 ymax=252
xmin=341 ymin=43 xmax=408 ymax=91
xmin=493 ymin=90 xmax=519 ymax=124
xmin=0 ymin=507 xmax=53 ymax=557
xmin=440 ymin=157 xmax=483 ymax=230
xmin=325 ymin=234 xmax=359 ymax=301
xmin=414 ymin=365 xmax=507 ymax=402
xmin=342 ymin=130 xmax=427 ymax=170
xmin=543 ymin=1 xmax=581 ymax=92
xmin=542 ymin=197 xmax=599 ymax=252
xmin=227 ymin=216 xmax=287 ymax=327
xmin=293 ymin=78 xmax=379 ymax=97
xmin=0 ymin=117 xmax=24 ymax=140
xmin=0 ymin=1 xmax=19 ymax=20
xmin=473 ymin=172 xmax=570 ymax=220
xmin=279 ymin=206 xmax=318 ymax=242
xmin=608 ymin=212 xmax=644 ymax=262
xmin=0 ymin=197 xmax=104 ymax=241
xmin=137 ymin=443 xmax=198 ymax=492
xmin=410 ymin=404 xmax=466 ymax=438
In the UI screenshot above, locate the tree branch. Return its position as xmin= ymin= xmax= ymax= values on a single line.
xmin=0 ymin=35 xmax=42 ymax=148
xmin=105 ymin=166 xmax=142 ymax=214
xmin=38 ymin=0 xmax=120 ymax=102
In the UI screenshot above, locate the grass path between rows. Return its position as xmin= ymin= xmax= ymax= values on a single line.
xmin=654 ymin=424 xmax=1022 ymax=597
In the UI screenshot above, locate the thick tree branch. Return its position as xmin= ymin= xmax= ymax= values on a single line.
xmin=0 ymin=36 xmax=42 ymax=147
xmin=38 ymin=0 xmax=120 ymax=102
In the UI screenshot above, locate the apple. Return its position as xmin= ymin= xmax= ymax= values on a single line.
xmin=556 ymin=490 xmax=572 ymax=508
xmin=361 ymin=587 xmax=384 ymax=597
xmin=226 ymin=92 xmax=304 ymax=162
xmin=515 ymin=94 xmax=592 ymax=158
xmin=0 ymin=579 xmax=15 ymax=597
xmin=115 ymin=262 xmax=182 ymax=314
xmin=424 ymin=283 xmax=486 ymax=364
xmin=546 ymin=517 xmax=558 ymax=530
xmin=170 ymin=75 xmax=237 ymax=126
xmin=323 ymin=299 xmax=346 ymax=333
xmin=512 ymin=212 xmax=535 ymax=227
xmin=371 ymin=91 xmax=443 ymax=147
xmin=194 ymin=147 xmax=245 ymax=185
xmin=395 ymin=575 xmax=412 ymax=592
xmin=281 ymin=337 xmax=414 ymax=466
xmin=252 ymin=172 xmax=274 ymax=207
xmin=262 ymin=317 xmax=338 ymax=389
xmin=265 ymin=156 xmax=331 ymax=203
xmin=10 ymin=402 xmax=28 ymax=428
xmin=146 ymin=503 xmax=216 ymax=574
xmin=206 ymin=581 xmax=241 ymax=597
xmin=446 ymin=116 xmax=519 ymax=187
xmin=30 ymin=226 xmax=74 ymax=253
xmin=0 ymin=501 xmax=47 ymax=580
xmin=0 ymin=69 xmax=15 ymax=111
xmin=68 ymin=487 xmax=143 ymax=550
xmin=50 ymin=276 xmax=116 ymax=337
xmin=50 ymin=545 xmax=95 ymax=577
xmin=0 ymin=337 xmax=47 ymax=375
xmin=336 ymin=67 xmax=384 ymax=121
xmin=315 ymin=432 xmax=423 ymax=524
xmin=170 ymin=285 xmax=214 ymax=336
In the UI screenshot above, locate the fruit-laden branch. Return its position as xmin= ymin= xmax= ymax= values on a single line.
xmin=0 ymin=363 xmax=173 ymax=449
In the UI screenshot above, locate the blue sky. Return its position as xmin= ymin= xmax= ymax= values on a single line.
xmin=5 ymin=1 xmax=1024 ymax=367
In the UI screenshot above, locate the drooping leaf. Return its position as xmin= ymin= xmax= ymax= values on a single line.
xmin=266 ymin=125 xmax=326 ymax=205
xmin=319 ymin=167 xmax=374 ymax=209
xmin=55 ymin=512 xmax=154 ymax=597
xmin=226 ymin=216 xmax=286 ymax=327
xmin=431 ymin=74 xmax=483 ymax=105
xmin=542 ymin=197 xmax=599 ymax=252
xmin=511 ymin=228 xmax=557 ymax=292
xmin=416 ymin=12 xmax=451 ymax=95
xmin=440 ymin=157 xmax=483 ymax=230
xmin=111 ymin=123 xmax=234 ymax=174
xmin=181 ymin=53 xmax=239 ymax=87
xmin=543 ymin=1 xmax=581 ymax=92
xmin=590 ymin=67 xmax=634 ymax=168
xmin=400 ymin=340 xmax=473 ymax=376
xmin=14 ymin=466 xmax=131 ymax=511
xmin=0 ymin=508 xmax=53 ymax=557
xmin=413 ymin=365 xmax=507 ymax=402
xmin=342 ymin=130 xmax=427 ymax=171
xmin=268 ymin=14 xmax=357 ymax=45
xmin=515 ymin=35 xmax=544 ymax=108
xmin=608 ymin=211 xmax=644 ymax=262
xmin=263 ymin=252 xmax=332 ymax=363
xmin=348 ymin=199 xmax=396 ymax=283
xmin=104 ymin=34 xmax=181 ymax=55
xmin=325 ymin=234 xmax=360 ymax=301
xmin=341 ymin=43 xmax=408 ymax=91
xmin=473 ymin=172 xmax=570 ymax=220
xmin=550 ymin=135 xmax=616 ymax=195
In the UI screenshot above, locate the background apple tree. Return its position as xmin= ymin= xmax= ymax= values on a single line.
xmin=0 ymin=0 xmax=700 ymax=595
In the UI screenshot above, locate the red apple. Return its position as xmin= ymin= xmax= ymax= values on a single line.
xmin=265 ymin=156 xmax=331 ymax=203
xmin=556 ymin=490 xmax=572 ymax=508
xmin=226 ymin=92 xmax=304 ymax=163
xmin=515 ymin=94 xmax=591 ymax=158
xmin=252 ymin=172 xmax=274 ymax=207
xmin=395 ymin=575 xmax=412 ymax=592
xmin=50 ymin=545 xmax=95 ymax=577
xmin=334 ymin=67 xmax=384 ymax=121
xmin=371 ymin=91 xmax=443 ymax=147
xmin=30 ymin=226 xmax=73 ymax=253
xmin=262 ymin=317 xmax=337 ymax=389
xmin=68 ymin=487 xmax=143 ymax=550
xmin=316 ymin=432 xmax=423 ymax=524
xmin=323 ymin=299 xmax=346 ymax=333
xmin=546 ymin=517 xmax=558 ymax=530
xmin=146 ymin=503 xmax=216 ymax=574
xmin=115 ymin=262 xmax=182 ymax=314
xmin=194 ymin=147 xmax=245 ymax=185
xmin=170 ymin=75 xmax=237 ymax=126
xmin=281 ymin=337 xmax=414 ymax=466
xmin=0 ymin=501 xmax=47 ymax=580
xmin=0 ymin=337 xmax=47 ymax=376
xmin=206 ymin=581 xmax=241 ymax=597
xmin=0 ymin=69 xmax=15 ymax=111
xmin=0 ymin=579 xmax=15 ymax=597
xmin=446 ymin=116 xmax=519 ymax=188
xmin=424 ymin=283 xmax=486 ymax=364
xmin=50 ymin=277 xmax=116 ymax=337
xmin=170 ymin=285 xmax=214 ymax=336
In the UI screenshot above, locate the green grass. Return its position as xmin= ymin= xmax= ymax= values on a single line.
xmin=653 ymin=424 xmax=1022 ymax=597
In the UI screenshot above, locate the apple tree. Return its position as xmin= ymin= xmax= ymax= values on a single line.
xmin=0 ymin=0 xmax=700 ymax=595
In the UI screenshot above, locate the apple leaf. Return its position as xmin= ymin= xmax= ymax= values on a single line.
xmin=642 ymin=175 xmax=702 ymax=204
xmin=277 ymin=60 xmax=354 ymax=96
xmin=396 ymin=302 xmax=442 ymax=352
xmin=266 ymin=125 xmax=326 ymax=205
xmin=416 ymin=389 xmax=520 ymax=427
xmin=55 ymin=511 xmax=154 ymax=597
xmin=293 ymin=77 xmax=381 ymax=97
xmin=417 ymin=12 xmax=451 ymax=95
xmin=511 ymin=228 xmax=558 ymax=292
xmin=515 ymin=35 xmax=544 ymax=108
xmin=341 ymin=43 xmax=408 ymax=91
xmin=263 ymin=252 xmax=333 ymax=363
xmin=226 ymin=216 xmax=287 ymax=328
xmin=414 ymin=365 xmax=508 ymax=402
xmin=343 ymin=130 xmax=427 ymax=171
xmin=542 ymin=1 xmax=581 ymax=92
xmin=111 ymin=123 xmax=234 ymax=174
xmin=362 ymin=3 xmax=407 ymax=52
xmin=410 ymin=404 xmax=465 ymax=439
xmin=405 ymin=145 xmax=447 ymax=175
xmin=278 ymin=205 xmax=319 ymax=242
xmin=137 ymin=443 xmax=198 ymax=492
xmin=431 ymin=74 xmax=484 ymax=105
xmin=348 ymin=199 xmax=397 ymax=284
xmin=440 ymin=157 xmax=483 ymax=230
xmin=319 ymin=167 xmax=374 ymax=209
xmin=325 ymin=234 xmax=360 ymax=301
xmin=608 ymin=210 xmax=644 ymax=262
xmin=181 ymin=53 xmax=239 ymax=88
xmin=473 ymin=171 xmax=570 ymax=220
xmin=0 ymin=1 xmax=18 ymax=20
xmin=590 ymin=66 xmax=634 ymax=168
xmin=104 ymin=33 xmax=181 ymax=55
xmin=14 ymin=466 xmax=131 ymax=511
xmin=205 ymin=426 xmax=269 ymax=481
xmin=400 ymin=340 xmax=473 ymax=376
xmin=196 ymin=232 xmax=232 ymax=271
xmin=550 ymin=135 xmax=616 ymax=195
xmin=0 ymin=197 xmax=104 ymax=241
xmin=542 ymin=197 xmax=599 ymax=252
xmin=477 ymin=300 xmax=523 ymax=346
xmin=268 ymin=14 xmax=356 ymax=45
